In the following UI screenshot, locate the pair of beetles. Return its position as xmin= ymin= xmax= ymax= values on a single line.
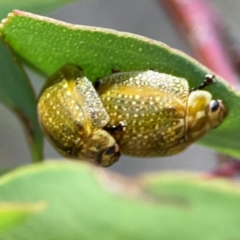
xmin=38 ymin=64 xmax=227 ymax=167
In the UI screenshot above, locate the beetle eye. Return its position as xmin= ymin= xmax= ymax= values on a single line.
xmin=209 ymin=100 xmax=220 ymax=112
xmin=105 ymin=144 xmax=119 ymax=155
xmin=105 ymin=146 xmax=115 ymax=155
xmin=96 ymin=143 xmax=120 ymax=167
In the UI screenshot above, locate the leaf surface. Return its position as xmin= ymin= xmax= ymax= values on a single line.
xmin=0 ymin=38 xmax=43 ymax=161
xmin=0 ymin=161 xmax=239 ymax=240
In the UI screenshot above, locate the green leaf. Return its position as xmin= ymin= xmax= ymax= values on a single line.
xmin=0 ymin=38 xmax=43 ymax=162
xmin=0 ymin=161 xmax=240 ymax=239
xmin=0 ymin=10 xmax=239 ymax=158
xmin=0 ymin=202 xmax=46 ymax=234
xmin=0 ymin=0 xmax=77 ymax=20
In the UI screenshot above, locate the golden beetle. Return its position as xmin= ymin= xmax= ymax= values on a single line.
xmin=38 ymin=64 xmax=227 ymax=167
xmin=38 ymin=64 xmax=120 ymax=167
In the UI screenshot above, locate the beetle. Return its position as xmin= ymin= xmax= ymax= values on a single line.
xmin=95 ymin=70 xmax=227 ymax=157
xmin=38 ymin=64 xmax=120 ymax=167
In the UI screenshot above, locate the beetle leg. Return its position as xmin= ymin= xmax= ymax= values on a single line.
xmin=104 ymin=121 xmax=126 ymax=133
xmin=111 ymin=68 xmax=121 ymax=74
xmin=190 ymin=74 xmax=215 ymax=92
xmin=76 ymin=65 xmax=83 ymax=71
xmin=93 ymin=78 xmax=103 ymax=90
xmin=94 ymin=69 xmax=121 ymax=91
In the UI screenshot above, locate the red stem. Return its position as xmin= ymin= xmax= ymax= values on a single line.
xmin=158 ymin=0 xmax=240 ymax=177
xmin=159 ymin=0 xmax=239 ymax=86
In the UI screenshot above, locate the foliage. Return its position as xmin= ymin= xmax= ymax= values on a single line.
xmin=0 ymin=2 xmax=239 ymax=239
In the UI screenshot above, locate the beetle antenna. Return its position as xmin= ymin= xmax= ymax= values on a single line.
xmin=190 ymin=74 xmax=215 ymax=92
